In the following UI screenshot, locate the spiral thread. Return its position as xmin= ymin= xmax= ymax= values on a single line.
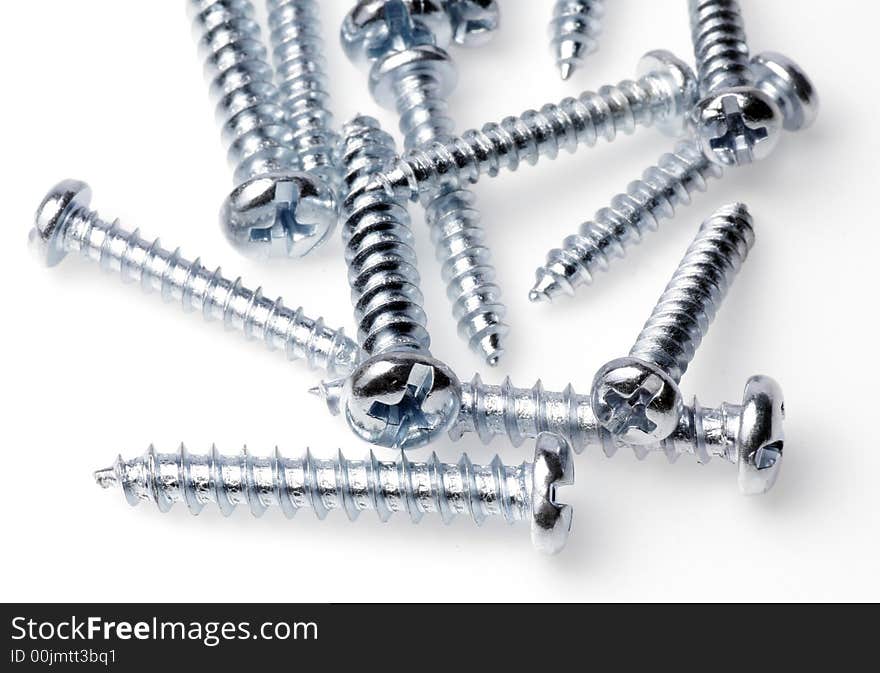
xmin=373 ymin=68 xmax=692 ymax=200
xmin=530 ymin=140 xmax=724 ymax=303
xmin=689 ymin=0 xmax=753 ymax=95
xmin=339 ymin=116 xmax=430 ymax=356
xmin=392 ymin=64 xmax=458 ymax=152
xmin=190 ymin=0 xmax=299 ymax=184
xmin=96 ymin=444 xmax=534 ymax=526
xmin=425 ymin=189 xmax=508 ymax=365
xmin=55 ymin=204 xmax=361 ymax=378
xmin=452 ymin=374 xmax=741 ymax=464
xmin=630 ymin=203 xmax=754 ymax=382
xmin=549 ymin=0 xmax=604 ymax=80
xmin=266 ymin=0 xmax=339 ymax=189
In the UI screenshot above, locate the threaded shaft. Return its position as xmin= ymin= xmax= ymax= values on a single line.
xmin=190 ymin=0 xmax=300 ymax=184
xmin=630 ymin=203 xmax=754 ymax=382
xmin=373 ymin=68 xmax=693 ymax=200
xmin=452 ymin=374 xmax=741 ymax=464
xmin=549 ymin=0 xmax=604 ymax=80
xmin=425 ymin=189 xmax=508 ymax=365
xmin=385 ymin=51 xmax=509 ymax=365
xmin=530 ymin=140 xmax=723 ymax=303
xmin=689 ymin=0 xmax=753 ymax=95
xmin=55 ymin=204 xmax=360 ymax=378
xmin=339 ymin=116 xmax=430 ymax=356
xmin=266 ymin=0 xmax=339 ymax=190
xmin=96 ymin=444 xmax=534 ymax=526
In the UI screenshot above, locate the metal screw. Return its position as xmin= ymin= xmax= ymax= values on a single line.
xmin=331 ymin=116 xmax=461 ymax=450
xmin=530 ymin=51 xmax=818 ymax=304
xmin=451 ymin=373 xmax=785 ymax=495
xmin=94 ymin=432 xmax=575 ymax=554
xmin=591 ymin=203 xmax=754 ymax=445
xmin=266 ymin=0 xmax=340 ymax=192
xmin=549 ymin=0 xmax=604 ymax=81
xmin=688 ymin=0 xmax=783 ymax=166
xmin=371 ymin=50 xmax=697 ymax=201
xmin=190 ymin=0 xmax=337 ymax=259
xmin=31 ymin=180 xmax=361 ymax=379
xmin=342 ymin=0 xmax=510 ymax=367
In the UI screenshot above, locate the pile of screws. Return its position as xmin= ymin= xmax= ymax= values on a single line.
xmin=31 ymin=0 xmax=816 ymax=554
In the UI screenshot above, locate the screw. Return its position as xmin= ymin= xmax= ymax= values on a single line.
xmin=591 ymin=203 xmax=754 ymax=445
xmin=451 ymin=373 xmax=785 ymax=495
xmin=443 ymin=0 xmax=500 ymax=47
xmin=342 ymin=0 xmax=510 ymax=367
xmin=371 ymin=50 xmax=697 ymax=201
xmin=266 ymin=0 xmax=340 ymax=192
xmin=31 ymin=180 xmax=361 ymax=379
xmin=190 ymin=0 xmax=337 ymax=259
xmin=530 ymin=51 xmax=818 ymax=304
xmin=331 ymin=116 xmax=461 ymax=450
xmin=688 ymin=0 xmax=783 ymax=166
xmin=94 ymin=432 xmax=575 ymax=554
xmin=549 ymin=0 xmax=604 ymax=81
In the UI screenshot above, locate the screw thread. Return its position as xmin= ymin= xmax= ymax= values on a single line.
xmin=630 ymin=203 xmax=754 ymax=382
xmin=374 ymin=70 xmax=689 ymax=200
xmin=452 ymin=374 xmax=740 ymax=464
xmin=425 ymin=189 xmax=508 ymax=365
xmin=57 ymin=204 xmax=360 ymax=378
xmin=530 ymin=140 xmax=723 ymax=303
xmin=266 ymin=0 xmax=339 ymax=190
xmin=191 ymin=0 xmax=300 ymax=184
xmin=392 ymin=66 xmax=457 ymax=152
xmin=339 ymin=116 xmax=430 ymax=356
xmin=689 ymin=0 xmax=753 ymax=95
xmin=96 ymin=444 xmax=533 ymax=526
xmin=549 ymin=0 xmax=604 ymax=80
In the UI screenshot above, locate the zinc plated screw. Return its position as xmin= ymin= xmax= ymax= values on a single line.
xmin=266 ymin=0 xmax=340 ymax=192
xmin=591 ymin=203 xmax=754 ymax=445
xmin=31 ymin=180 xmax=361 ymax=379
xmin=530 ymin=52 xmax=818 ymax=304
xmin=329 ymin=116 xmax=461 ymax=451
xmin=549 ymin=0 xmax=604 ymax=81
xmin=688 ymin=0 xmax=783 ymax=166
xmin=94 ymin=433 xmax=574 ymax=554
xmin=342 ymin=0 xmax=510 ymax=367
xmin=190 ymin=0 xmax=337 ymax=260
xmin=371 ymin=50 xmax=697 ymax=201
xmin=451 ymin=373 xmax=785 ymax=496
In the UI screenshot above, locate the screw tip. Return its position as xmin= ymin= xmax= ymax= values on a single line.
xmin=558 ymin=61 xmax=575 ymax=81
xmin=93 ymin=466 xmax=118 ymax=489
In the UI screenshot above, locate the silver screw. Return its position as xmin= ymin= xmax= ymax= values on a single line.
xmin=30 ymin=180 xmax=361 ymax=379
xmin=688 ymin=0 xmax=782 ymax=166
xmin=591 ymin=203 xmax=754 ymax=445
xmin=451 ymin=373 xmax=785 ymax=495
xmin=94 ymin=433 xmax=574 ymax=554
xmin=530 ymin=51 xmax=818 ymax=304
xmin=332 ymin=116 xmax=461 ymax=451
xmin=342 ymin=0 xmax=509 ymax=367
xmin=371 ymin=50 xmax=697 ymax=201
xmin=190 ymin=0 xmax=337 ymax=259
xmin=549 ymin=0 xmax=604 ymax=81
xmin=266 ymin=0 xmax=340 ymax=192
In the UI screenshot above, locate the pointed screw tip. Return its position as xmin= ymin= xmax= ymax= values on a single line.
xmin=93 ymin=467 xmax=117 ymax=489
xmin=558 ymin=61 xmax=575 ymax=81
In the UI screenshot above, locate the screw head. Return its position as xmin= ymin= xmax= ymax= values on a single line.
xmin=530 ymin=433 xmax=574 ymax=555
xmin=341 ymin=0 xmax=452 ymax=68
xmin=751 ymin=52 xmax=819 ymax=132
xmin=591 ymin=357 xmax=683 ymax=445
xmin=368 ymin=44 xmax=457 ymax=111
xmin=341 ymin=352 xmax=462 ymax=450
xmin=220 ymin=173 xmax=337 ymax=260
xmin=690 ymin=87 xmax=784 ymax=167
xmin=636 ymin=50 xmax=699 ymax=138
xmin=443 ymin=0 xmax=499 ymax=47
xmin=737 ymin=375 xmax=785 ymax=496
xmin=31 ymin=179 xmax=92 ymax=267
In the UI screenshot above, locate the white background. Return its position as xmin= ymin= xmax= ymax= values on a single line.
xmin=1 ymin=1 xmax=876 ymax=602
